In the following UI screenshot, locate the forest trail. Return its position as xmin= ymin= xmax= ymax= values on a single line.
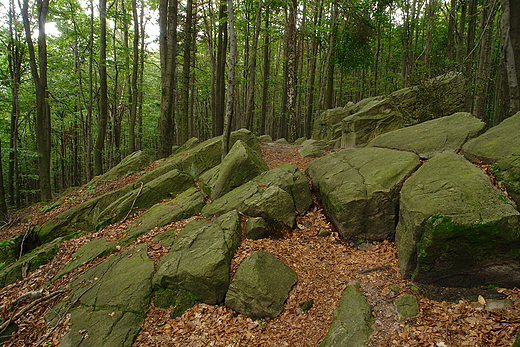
xmin=1 ymin=142 xmax=519 ymax=346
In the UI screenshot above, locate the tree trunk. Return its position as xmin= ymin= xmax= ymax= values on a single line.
xmin=0 ymin=139 xmax=8 ymax=220
xmin=128 ymin=0 xmax=140 ymax=153
xmin=245 ymin=0 xmax=263 ymax=132
xmin=214 ymin=3 xmax=228 ymax=136
xmin=501 ymin=0 xmax=520 ymax=115
xmin=222 ymin=0 xmax=236 ymax=158
xmin=181 ymin=0 xmax=193 ymax=144
xmin=158 ymin=0 xmax=178 ymax=158
xmin=260 ymin=8 xmax=270 ymax=135
xmin=94 ymin=0 xmax=109 ymax=175
xmin=22 ymin=0 xmax=52 ymax=201
xmin=286 ymin=0 xmax=298 ymax=142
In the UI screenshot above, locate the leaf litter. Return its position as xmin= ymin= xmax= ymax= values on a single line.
xmin=0 ymin=142 xmax=519 ymax=346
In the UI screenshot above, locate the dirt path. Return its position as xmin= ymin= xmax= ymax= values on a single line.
xmin=1 ymin=142 xmax=519 ymax=346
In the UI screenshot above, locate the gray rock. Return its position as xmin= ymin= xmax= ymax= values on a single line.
xmin=243 ymin=186 xmax=296 ymax=227
xmin=306 ymin=147 xmax=420 ymax=240
xmin=153 ymin=211 xmax=241 ymax=304
xmin=492 ymin=149 xmax=520 ymax=207
xmin=258 ymin=134 xmax=272 ymax=142
xmin=396 ymin=153 xmax=520 ymax=287
xmin=462 ymin=111 xmax=520 ymax=164
xmin=275 ymin=138 xmax=289 ymax=144
xmin=320 ymin=283 xmax=373 ymax=347
xmin=207 ymin=140 xmax=269 ymax=199
xmin=368 ymin=112 xmax=485 ymax=159
xmin=394 ymin=294 xmax=420 ymax=318
xmin=485 ymin=299 xmax=513 ymax=311
xmin=121 ymin=187 xmax=205 ymax=244
xmin=51 ymin=244 xmax=154 ymax=347
xmin=154 ymin=288 xmax=197 ymax=318
xmin=89 ymin=150 xmax=152 ymax=185
xmin=225 ymin=251 xmax=297 ymax=318
xmin=299 ymin=144 xmax=323 ymax=158
xmin=302 ymin=139 xmax=330 ymax=150
xmin=245 ymin=217 xmax=271 ymax=240
xmin=171 ymin=137 xmax=200 ymax=156
xmin=294 ymin=137 xmax=308 ymax=145
xmin=312 ymin=106 xmax=353 ymax=142
xmin=95 ymin=169 xmax=195 ymax=229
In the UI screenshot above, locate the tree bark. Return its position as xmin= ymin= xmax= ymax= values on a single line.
xmin=245 ymin=0 xmax=263 ymax=132
xmin=500 ymin=0 xmax=520 ymax=115
xmin=222 ymin=0 xmax=236 ymax=159
xmin=214 ymin=3 xmax=228 ymax=136
xmin=286 ymin=0 xmax=298 ymax=142
xmin=260 ymin=8 xmax=270 ymax=136
xmin=0 ymin=139 xmax=8 ymax=220
xmin=94 ymin=0 xmax=109 ymax=175
xmin=181 ymin=0 xmax=193 ymax=144
xmin=22 ymin=0 xmax=52 ymax=201
xmin=128 ymin=0 xmax=140 ymax=153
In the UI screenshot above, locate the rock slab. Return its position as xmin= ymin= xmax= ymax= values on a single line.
xmin=225 ymin=251 xmax=297 ymax=319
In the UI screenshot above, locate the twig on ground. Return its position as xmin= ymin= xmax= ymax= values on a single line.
xmin=122 ymin=182 xmax=144 ymax=222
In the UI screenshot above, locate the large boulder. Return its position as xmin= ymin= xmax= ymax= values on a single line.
xmin=320 ymin=283 xmax=374 ymax=347
xmin=95 ymin=169 xmax=195 ymax=228
xmin=121 ymin=187 xmax=205 ymax=243
xmin=152 ymin=211 xmax=241 ymax=305
xmin=225 ymin=251 xmax=297 ymax=319
xmin=202 ymin=164 xmax=312 ymax=227
xmin=339 ymin=72 xmax=466 ymax=148
xmin=50 ymin=244 xmax=154 ymax=347
xmin=202 ymin=140 xmax=269 ymax=199
xmin=367 ymin=112 xmax=485 ymax=159
xmin=396 ymin=153 xmax=520 ymax=287
xmin=89 ymin=150 xmax=152 ymax=185
xmin=492 ymin=149 xmax=520 ymax=207
xmin=461 ymin=111 xmax=520 ymax=164
xmin=312 ymin=106 xmax=354 ymax=142
xmin=306 ymin=148 xmax=420 ymax=240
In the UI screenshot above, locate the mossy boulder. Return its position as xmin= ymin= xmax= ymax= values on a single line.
xmin=95 ymin=169 xmax=195 ymax=228
xmin=0 ymin=238 xmax=62 ymax=289
xmin=51 ymin=244 xmax=153 ymax=347
xmin=225 ymin=251 xmax=297 ymax=319
xmin=396 ymin=153 xmax=520 ymax=287
xmin=245 ymin=217 xmax=271 ymax=240
xmin=205 ymin=140 xmax=269 ymax=199
xmin=306 ymin=147 xmax=420 ymax=240
xmin=367 ymin=112 xmax=485 ymax=159
xmin=461 ymin=111 xmax=520 ymax=164
xmin=171 ymin=137 xmax=200 ymax=156
xmin=312 ymin=106 xmax=353 ymax=142
xmin=153 ymin=211 xmax=241 ymax=305
xmin=120 ymin=187 xmax=205 ymax=244
xmin=320 ymin=283 xmax=374 ymax=347
xmin=52 ymin=238 xmax=117 ymax=281
xmin=0 ymin=235 xmax=22 ymax=269
xmin=394 ymin=294 xmax=420 ymax=319
xmin=492 ymin=149 xmax=520 ymax=207
xmin=89 ymin=150 xmax=152 ymax=185
xmin=154 ymin=288 xmax=197 ymax=318
xmin=299 ymin=144 xmax=323 ymax=158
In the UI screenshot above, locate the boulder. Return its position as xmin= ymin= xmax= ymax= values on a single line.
xmin=171 ymin=137 xmax=200 ymax=156
xmin=367 ymin=112 xmax=485 ymax=159
xmin=396 ymin=153 xmax=520 ymax=287
xmin=204 ymin=140 xmax=269 ymax=199
xmin=153 ymin=211 xmax=241 ymax=305
xmin=294 ymin=137 xmax=308 ymax=145
xmin=302 ymin=139 xmax=330 ymax=150
xmin=202 ymin=164 xmax=312 ymax=226
xmin=225 ymin=251 xmax=297 ymax=318
xmin=154 ymin=288 xmax=197 ymax=318
xmin=275 ymin=138 xmax=289 ymax=144
xmin=299 ymin=144 xmax=323 ymax=158
xmin=52 ymin=238 xmax=116 ymax=281
xmin=492 ymin=149 xmax=520 ymax=207
xmin=258 ymin=134 xmax=272 ymax=142
xmin=121 ymin=187 xmax=205 ymax=243
xmin=0 ymin=238 xmax=62 ymax=289
xmin=312 ymin=106 xmax=354 ymax=142
xmin=461 ymin=111 xmax=520 ymax=164
xmin=245 ymin=217 xmax=271 ymax=240
xmin=394 ymin=294 xmax=420 ymax=319
xmin=89 ymin=150 xmax=152 ymax=185
xmin=95 ymin=169 xmax=195 ymax=228
xmin=320 ymin=283 xmax=373 ymax=347
xmin=50 ymin=244 xmax=154 ymax=347
xmin=339 ymin=72 xmax=466 ymax=148
xmin=306 ymin=148 xmax=420 ymax=240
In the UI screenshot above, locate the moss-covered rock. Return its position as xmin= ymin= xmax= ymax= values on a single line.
xmin=152 ymin=211 xmax=241 ymax=305
xmin=50 ymin=244 xmax=153 ymax=347
xmin=368 ymin=112 xmax=485 ymax=159
xmin=154 ymin=288 xmax=197 ymax=318
xmin=225 ymin=251 xmax=297 ymax=319
xmin=320 ymin=283 xmax=374 ymax=347
xmin=89 ymin=150 xmax=152 ymax=185
xmin=245 ymin=217 xmax=271 ymax=240
xmin=461 ymin=111 xmax=520 ymax=164
xmin=394 ymin=294 xmax=420 ymax=319
xmin=299 ymin=144 xmax=323 ymax=158
xmin=396 ymin=153 xmax=520 ymax=287
xmin=307 ymin=147 xmax=420 ymax=240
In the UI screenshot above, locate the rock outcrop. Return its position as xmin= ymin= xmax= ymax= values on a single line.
xmin=307 ymin=147 xmax=420 ymax=240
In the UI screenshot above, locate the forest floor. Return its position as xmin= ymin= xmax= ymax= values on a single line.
xmin=1 ymin=142 xmax=520 ymax=346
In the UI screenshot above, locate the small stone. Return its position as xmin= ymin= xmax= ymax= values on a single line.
xmin=485 ymin=299 xmax=513 ymax=311
xmin=394 ymin=294 xmax=420 ymax=318
xmin=299 ymin=299 xmax=314 ymax=312
xmin=318 ymin=228 xmax=330 ymax=237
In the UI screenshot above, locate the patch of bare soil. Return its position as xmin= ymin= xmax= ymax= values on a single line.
xmin=1 ymin=142 xmax=519 ymax=347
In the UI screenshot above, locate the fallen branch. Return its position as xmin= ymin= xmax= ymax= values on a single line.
xmin=0 ymin=289 xmax=67 ymax=334
xmin=122 ymin=182 xmax=144 ymax=222
xmin=19 ymin=225 xmax=34 ymax=260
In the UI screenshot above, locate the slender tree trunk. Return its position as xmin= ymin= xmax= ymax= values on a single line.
xmin=214 ymin=3 xmax=228 ymax=136
xmin=319 ymin=0 xmax=337 ymax=109
xmin=501 ymin=0 xmax=520 ymax=115
xmin=245 ymin=0 xmax=263 ymax=132
xmin=0 ymin=139 xmax=8 ymax=220
xmin=94 ymin=0 xmax=109 ymax=175
xmin=222 ymin=0 xmax=237 ymax=158
xmin=286 ymin=0 xmax=298 ymax=142
xmin=128 ymin=0 xmax=140 ymax=153
xmin=260 ymin=8 xmax=270 ymax=135
xmin=446 ymin=0 xmax=457 ymax=64
xmin=181 ymin=0 xmax=193 ymax=144
xmin=22 ymin=0 xmax=52 ymax=201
